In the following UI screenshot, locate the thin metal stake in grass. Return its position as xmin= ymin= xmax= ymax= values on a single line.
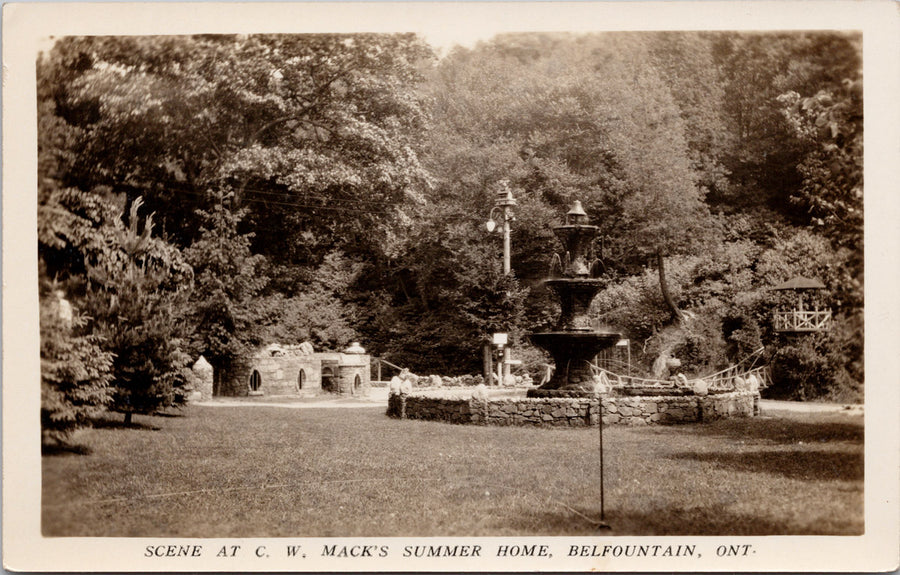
xmin=597 ymin=400 xmax=611 ymax=531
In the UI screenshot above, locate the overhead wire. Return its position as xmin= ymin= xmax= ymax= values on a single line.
xmin=150 ymin=187 xmax=490 ymax=224
xmin=129 ymin=181 xmax=490 ymax=226
xmin=236 ymin=184 xmax=415 ymax=207
xmin=168 ymin=187 xmax=402 ymax=216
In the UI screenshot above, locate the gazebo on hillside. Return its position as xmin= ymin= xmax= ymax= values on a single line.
xmin=772 ymin=276 xmax=832 ymax=333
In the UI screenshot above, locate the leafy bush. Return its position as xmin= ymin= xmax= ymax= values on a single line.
xmin=768 ymin=314 xmax=862 ymax=402
xmin=264 ymin=291 xmax=358 ymax=351
xmin=40 ymin=282 xmax=114 ymax=443
xmin=722 ymin=300 xmax=766 ymax=362
xmin=511 ymin=343 xmax=552 ymax=383
xmin=769 ymin=337 xmax=831 ymax=400
xmin=592 ymin=267 xmax=674 ymax=348
xmin=672 ymin=313 xmax=729 ymax=376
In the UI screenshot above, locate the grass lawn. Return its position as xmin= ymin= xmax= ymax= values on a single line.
xmin=42 ymin=405 xmax=864 ymax=537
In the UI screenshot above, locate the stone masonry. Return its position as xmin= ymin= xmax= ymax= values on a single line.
xmin=218 ymin=342 xmax=370 ymax=397
xmin=388 ymin=390 xmax=758 ymax=426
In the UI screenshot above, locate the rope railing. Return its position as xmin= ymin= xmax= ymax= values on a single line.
xmin=589 ymin=363 xmax=770 ymax=392
xmin=375 ymin=357 xmax=404 ymax=372
xmin=592 ymin=357 xmax=636 ymax=376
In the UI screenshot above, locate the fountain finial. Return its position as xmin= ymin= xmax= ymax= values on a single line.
xmin=566 ymin=201 xmax=589 ymax=225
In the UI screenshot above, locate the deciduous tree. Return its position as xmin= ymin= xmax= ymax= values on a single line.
xmin=182 ymin=201 xmax=270 ymax=386
xmin=46 ymin=34 xmax=434 ymax=270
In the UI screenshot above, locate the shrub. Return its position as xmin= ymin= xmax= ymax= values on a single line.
xmin=722 ymin=303 xmax=765 ymax=362
xmin=511 ymin=343 xmax=551 ymax=383
xmin=40 ymin=285 xmax=114 ymax=444
xmin=768 ymin=314 xmax=862 ymax=402
xmin=769 ymin=338 xmax=830 ymax=400
xmin=672 ymin=313 xmax=729 ymax=376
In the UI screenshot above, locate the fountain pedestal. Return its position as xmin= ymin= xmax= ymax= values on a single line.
xmin=529 ymin=332 xmax=620 ymax=392
xmin=528 ymin=201 xmax=620 ymax=396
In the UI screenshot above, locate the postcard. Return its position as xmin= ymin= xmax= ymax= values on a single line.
xmin=3 ymin=1 xmax=899 ymax=572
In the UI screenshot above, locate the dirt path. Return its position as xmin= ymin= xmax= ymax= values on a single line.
xmin=759 ymin=399 xmax=863 ymax=415
xmin=194 ymin=391 xmax=862 ymax=414
xmin=192 ymin=388 xmax=390 ymax=409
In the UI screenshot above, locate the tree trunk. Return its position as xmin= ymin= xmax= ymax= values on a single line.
xmin=483 ymin=343 xmax=493 ymax=385
xmin=657 ymin=248 xmax=683 ymax=323
xmin=397 ymin=275 xmax=413 ymax=304
xmin=124 ymin=411 xmax=133 ymax=426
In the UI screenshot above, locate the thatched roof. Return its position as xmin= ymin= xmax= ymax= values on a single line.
xmin=772 ymin=277 xmax=826 ymax=291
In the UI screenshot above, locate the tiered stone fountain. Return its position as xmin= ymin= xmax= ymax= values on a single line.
xmin=387 ymin=200 xmax=760 ymax=426
xmin=528 ymin=201 xmax=620 ymax=397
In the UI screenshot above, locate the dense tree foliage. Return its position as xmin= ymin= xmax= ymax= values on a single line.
xmin=42 ymin=34 xmax=433 ymax=271
xmin=711 ymin=32 xmax=861 ymax=216
xmin=38 ymin=30 xmax=864 ymax=439
xmin=779 ymin=77 xmax=863 ymax=305
xmin=417 ymin=34 xmax=718 ymax=332
xmin=82 ymin=199 xmax=194 ymax=423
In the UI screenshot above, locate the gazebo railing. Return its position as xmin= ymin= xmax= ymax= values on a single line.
xmin=774 ymin=309 xmax=832 ymax=332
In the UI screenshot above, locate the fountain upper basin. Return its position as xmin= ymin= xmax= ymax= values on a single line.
xmin=528 ymin=331 xmax=621 ymax=350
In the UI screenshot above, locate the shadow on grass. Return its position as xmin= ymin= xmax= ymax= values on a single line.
xmin=41 ymin=442 xmax=93 ymax=456
xmin=89 ymin=418 xmax=161 ymax=431
xmin=512 ymin=502 xmax=858 ymax=535
xmin=152 ymin=410 xmax=187 ymax=418
xmin=671 ymin=449 xmax=864 ymax=481
xmin=640 ymin=416 xmax=864 ymax=446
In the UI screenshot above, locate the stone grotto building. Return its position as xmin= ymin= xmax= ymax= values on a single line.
xmin=200 ymin=342 xmax=371 ymax=399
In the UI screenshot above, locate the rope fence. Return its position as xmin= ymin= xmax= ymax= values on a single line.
xmin=589 ymin=363 xmax=770 ymax=393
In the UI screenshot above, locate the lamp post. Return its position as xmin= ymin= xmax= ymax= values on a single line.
xmin=486 ymin=181 xmax=517 ymax=385
xmin=486 ymin=180 xmax=517 ymax=275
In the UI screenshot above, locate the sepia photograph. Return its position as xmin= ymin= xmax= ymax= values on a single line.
xmin=4 ymin=1 xmax=899 ymax=572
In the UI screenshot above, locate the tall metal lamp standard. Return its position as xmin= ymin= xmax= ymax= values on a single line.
xmin=485 ymin=180 xmax=517 ymax=275
xmin=485 ymin=181 xmax=517 ymax=386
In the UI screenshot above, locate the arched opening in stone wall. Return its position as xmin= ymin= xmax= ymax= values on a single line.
xmin=354 ymin=374 xmax=361 ymax=394
xmin=321 ymin=367 xmax=335 ymax=392
xmin=298 ymin=369 xmax=306 ymax=390
xmin=249 ymin=369 xmax=262 ymax=392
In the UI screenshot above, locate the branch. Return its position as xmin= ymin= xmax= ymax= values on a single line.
xmin=246 ymin=64 xmax=354 ymax=145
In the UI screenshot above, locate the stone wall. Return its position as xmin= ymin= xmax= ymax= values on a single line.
xmin=337 ymin=353 xmax=371 ymax=397
xmin=388 ymin=390 xmax=758 ymax=426
xmin=217 ymin=350 xmax=373 ymax=397
xmin=220 ymin=356 xmax=322 ymax=397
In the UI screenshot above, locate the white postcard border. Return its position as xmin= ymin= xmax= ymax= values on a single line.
xmin=3 ymin=2 xmax=898 ymax=572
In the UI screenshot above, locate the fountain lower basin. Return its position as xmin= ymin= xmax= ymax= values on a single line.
xmin=388 ymin=386 xmax=760 ymax=426
xmin=527 ymin=331 xmax=621 ymax=396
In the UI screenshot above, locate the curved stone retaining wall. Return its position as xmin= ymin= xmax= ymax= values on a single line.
xmin=388 ymin=390 xmax=759 ymax=426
